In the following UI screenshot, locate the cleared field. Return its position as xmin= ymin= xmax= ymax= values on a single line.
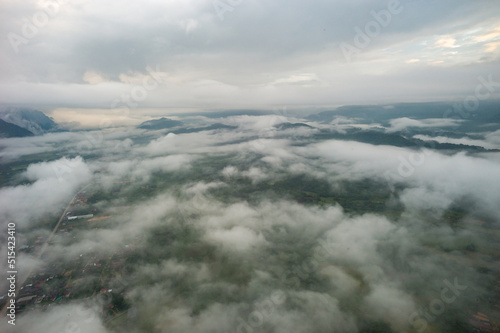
xmin=87 ymin=216 xmax=112 ymax=222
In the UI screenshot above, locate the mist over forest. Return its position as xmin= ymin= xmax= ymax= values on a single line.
xmin=1 ymin=102 xmax=500 ymax=332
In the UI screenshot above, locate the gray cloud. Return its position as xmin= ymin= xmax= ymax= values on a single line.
xmin=1 ymin=1 xmax=500 ymax=108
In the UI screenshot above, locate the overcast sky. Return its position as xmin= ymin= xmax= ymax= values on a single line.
xmin=1 ymin=0 xmax=500 ymax=116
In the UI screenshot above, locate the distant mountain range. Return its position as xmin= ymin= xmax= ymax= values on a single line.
xmin=0 ymin=108 xmax=60 ymax=137
xmin=275 ymin=122 xmax=314 ymax=130
xmin=138 ymin=117 xmax=183 ymax=130
xmin=0 ymin=119 xmax=34 ymax=138
xmin=170 ymin=123 xmax=237 ymax=134
xmin=307 ymin=101 xmax=500 ymax=133
xmin=138 ymin=117 xmax=237 ymax=133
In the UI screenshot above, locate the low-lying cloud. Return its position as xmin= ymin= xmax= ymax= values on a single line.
xmin=1 ymin=112 xmax=498 ymax=332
